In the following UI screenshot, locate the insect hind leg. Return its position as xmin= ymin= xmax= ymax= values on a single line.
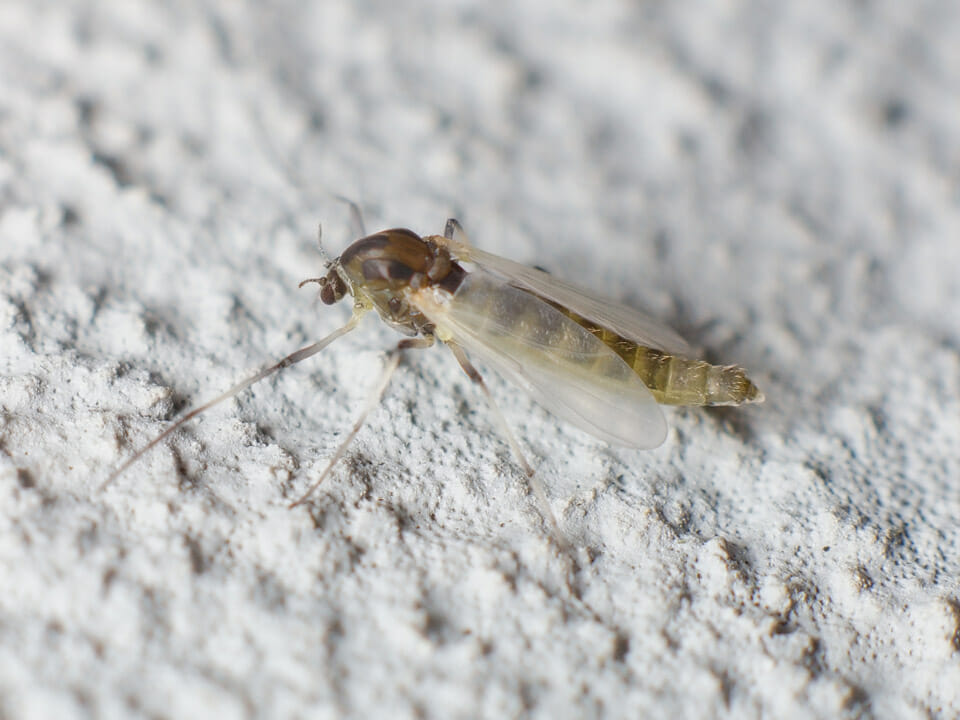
xmin=445 ymin=340 xmax=571 ymax=554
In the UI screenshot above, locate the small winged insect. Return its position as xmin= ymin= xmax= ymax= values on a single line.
xmin=106 ymin=219 xmax=762 ymax=535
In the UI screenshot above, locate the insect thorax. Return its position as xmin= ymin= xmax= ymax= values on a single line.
xmin=333 ymin=228 xmax=466 ymax=337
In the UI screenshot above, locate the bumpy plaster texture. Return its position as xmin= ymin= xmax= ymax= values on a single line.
xmin=1 ymin=2 xmax=958 ymax=718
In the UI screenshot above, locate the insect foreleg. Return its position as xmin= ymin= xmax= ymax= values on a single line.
xmin=102 ymin=312 xmax=365 ymax=491
xmin=289 ymin=335 xmax=434 ymax=508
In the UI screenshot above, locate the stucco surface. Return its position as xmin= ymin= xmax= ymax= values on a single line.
xmin=1 ymin=2 xmax=958 ymax=718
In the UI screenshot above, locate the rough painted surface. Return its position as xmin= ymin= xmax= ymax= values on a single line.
xmin=1 ymin=2 xmax=958 ymax=718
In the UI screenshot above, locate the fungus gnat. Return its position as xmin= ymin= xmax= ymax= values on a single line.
xmin=105 ymin=218 xmax=762 ymax=543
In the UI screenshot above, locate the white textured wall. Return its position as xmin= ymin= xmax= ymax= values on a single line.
xmin=1 ymin=2 xmax=958 ymax=718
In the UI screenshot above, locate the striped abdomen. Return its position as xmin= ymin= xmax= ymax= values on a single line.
xmin=561 ymin=310 xmax=763 ymax=407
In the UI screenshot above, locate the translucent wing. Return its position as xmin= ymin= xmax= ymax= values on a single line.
xmin=411 ymin=271 xmax=667 ymax=448
xmin=442 ymin=229 xmax=691 ymax=356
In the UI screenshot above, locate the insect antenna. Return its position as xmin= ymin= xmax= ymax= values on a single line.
xmin=249 ymin=101 xmax=366 ymax=257
xmin=314 ymin=222 xmax=331 ymax=266
xmin=102 ymin=312 xmax=364 ymax=491
xmin=334 ymin=195 xmax=367 ymax=238
xmin=313 ymin=194 xmax=367 ymax=266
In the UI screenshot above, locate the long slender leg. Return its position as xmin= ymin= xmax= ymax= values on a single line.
xmin=102 ymin=312 xmax=365 ymax=491
xmin=289 ymin=336 xmax=434 ymax=508
xmin=445 ymin=340 xmax=570 ymax=552
xmin=446 ymin=342 xmax=533 ymax=476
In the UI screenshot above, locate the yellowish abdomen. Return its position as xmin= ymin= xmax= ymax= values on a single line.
xmin=566 ymin=314 xmax=763 ymax=407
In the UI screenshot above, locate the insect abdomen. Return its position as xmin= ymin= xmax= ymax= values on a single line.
xmin=618 ymin=343 xmax=761 ymax=406
xmin=564 ymin=312 xmax=762 ymax=406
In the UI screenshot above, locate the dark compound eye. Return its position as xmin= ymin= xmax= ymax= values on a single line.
xmin=320 ymin=273 xmax=347 ymax=305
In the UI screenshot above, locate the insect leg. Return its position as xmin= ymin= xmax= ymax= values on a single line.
xmin=445 ymin=340 xmax=569 ymax=551
xmin=443 ymin=218 xmax=470 ymax=246
xmin=102 ymin=312 xmax=365 ymax=491
xmin=289 ymin=336 xmax=435 ymax=508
